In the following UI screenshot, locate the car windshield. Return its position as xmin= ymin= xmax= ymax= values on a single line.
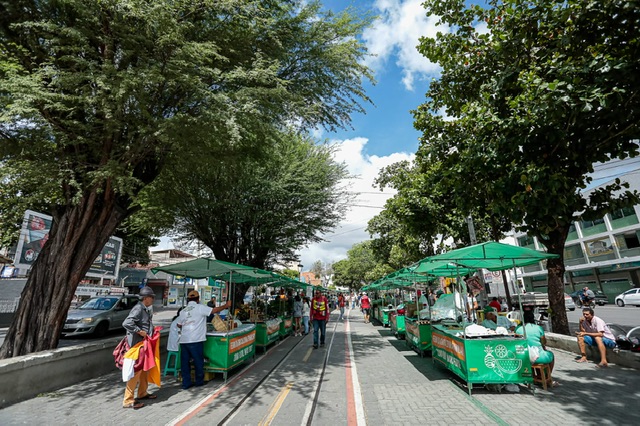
xmin=78 ymin=297 xmax=118 ymax=310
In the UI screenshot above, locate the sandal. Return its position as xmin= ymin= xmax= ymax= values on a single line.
xmin=137 ymin=393 xmax=157 ymax=400
xmin=123 ymin=402 xmax=144 ymax=409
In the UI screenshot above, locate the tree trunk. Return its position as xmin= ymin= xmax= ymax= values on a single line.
xmin=0 ymin=190 xmax=127 ymax=358
xmin=539 ymin=227 xmax=570 ymax=336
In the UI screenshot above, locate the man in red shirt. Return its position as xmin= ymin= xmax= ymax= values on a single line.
xmin=360 ymin=292 xmax=371 ymax=324
xmin=310 ymin=289 xmax=329 ymax=349
xmin=488 ymin=297 xmax=502 ymax=312
xmin=338 ymin=293 xmax=345 ymax=321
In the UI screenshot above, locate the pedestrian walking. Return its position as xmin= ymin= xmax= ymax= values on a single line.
xmin=302 ymin=297 xmax=311 ymax=335
xmin=176 ymin=290 xmax=230 ymax=389
xmin=360 ymin=292 xmax=371 ymax=324
xmin=338 ymin=292 xmax=345 ymax=321
xmin=121 ymin=286 xmax=157 ymax=409
xmin=293 ymin=294 xmax=303 ymax=336
xmin=310 ymin=289 xmax=329 ymax=349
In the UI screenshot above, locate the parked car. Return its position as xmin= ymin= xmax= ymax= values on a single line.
xmin=62 ymin=295 xmax=139 ymax=337
xmin=564 ymin=293 xmax=576 ymax=311
xmin=614 ymin=288 xmax=640 ymax=307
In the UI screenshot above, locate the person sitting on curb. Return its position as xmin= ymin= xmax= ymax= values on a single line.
xmin=576 ymin=307 xmax=616 ymax=368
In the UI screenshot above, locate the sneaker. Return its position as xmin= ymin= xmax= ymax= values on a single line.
xmin=313 ymin=344 xmax=318 ymax=349
xmin=320 ymin=343 xmax=325 ymax=347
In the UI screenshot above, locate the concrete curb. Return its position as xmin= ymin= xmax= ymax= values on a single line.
xmin=0 ymin=331 xmax=168 ymax=409
xmin=546 ymin=332 xmax=640 ymax=368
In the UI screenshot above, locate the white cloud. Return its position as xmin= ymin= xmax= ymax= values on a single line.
xmin=362 ymin=0 xmax=445 ymax=90
xmin=299 ymin=137 xmax=414 ymax=270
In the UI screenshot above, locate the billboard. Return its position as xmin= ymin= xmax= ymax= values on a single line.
xmin=13 ymin=210 xmax=123 ymax=279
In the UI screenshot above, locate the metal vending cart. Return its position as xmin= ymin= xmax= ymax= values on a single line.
xmin=414 ymin=241 xmax=559 ymax=394
xmin=204 ymin=323 xmax=256 ymax=380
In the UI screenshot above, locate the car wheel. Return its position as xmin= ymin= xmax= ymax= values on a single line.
xmin=616 ymin=299 xmax=625 ymax=307
xmin=94 ymin=321 xmax=109 ymax=338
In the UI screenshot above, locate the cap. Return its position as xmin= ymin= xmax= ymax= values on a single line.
xmin=188 ymin=290 xmax=200 ymax=299
xmin=139 ymin=286 xmax=155 ymax=298
xmin=484 ymin=306 xmax=496 ymax=314
xmin=362 ymin=292 xmax=367 ymax=295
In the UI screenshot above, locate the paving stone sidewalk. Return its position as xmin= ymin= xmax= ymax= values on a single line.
xmin=348 ymin=307 xmax=640 ymax=426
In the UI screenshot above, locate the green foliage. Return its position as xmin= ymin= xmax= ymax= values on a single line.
xmin=143 ymin=131 xmax=351 ymax=268
xmin=414 ymin=0 xmax=640 ymax=334
xmin=331 ymin=241 xmax=386 ymax=290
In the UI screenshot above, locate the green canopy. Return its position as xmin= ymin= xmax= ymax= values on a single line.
xmin=151 ymin=257 xmax=277 ymax=285
xmin=411 ymin=260 xmax=476 ymax=277
xmin=420 ymin=241 xmax=558 ymax=271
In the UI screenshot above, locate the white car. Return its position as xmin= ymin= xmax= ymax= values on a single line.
xmin=615 ymin=288 xmax=640 ymax=307
xmin=564 ymin=293 xmax=576 ymax=311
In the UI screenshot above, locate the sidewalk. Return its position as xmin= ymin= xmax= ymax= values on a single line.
xmin=0 ymin=307 xmax=638 ymax=425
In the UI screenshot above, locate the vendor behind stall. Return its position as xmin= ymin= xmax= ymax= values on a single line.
xmin=482 ymin=306 xmax=515 ymax=331
xmin=177 ymin=290 xmax=230 ymax=389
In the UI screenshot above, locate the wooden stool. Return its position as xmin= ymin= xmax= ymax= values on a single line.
xmin=531 ymin=363 xmax=552 ymax=390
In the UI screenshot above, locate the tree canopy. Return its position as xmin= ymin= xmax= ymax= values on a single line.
xmin=413 ymin=0 xmax=640 ymax=333
xmin=0 ymin=0 xmax=373 ymax=357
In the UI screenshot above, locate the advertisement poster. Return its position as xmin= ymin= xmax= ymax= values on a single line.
xmin=13 ymin=210 xmax=122 ymax=279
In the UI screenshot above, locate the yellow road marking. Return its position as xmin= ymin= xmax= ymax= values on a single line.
xmin=259 ymin=381 xmax=293 ymax=426
xmin=303 ymin=347 xmax=313 ymax=363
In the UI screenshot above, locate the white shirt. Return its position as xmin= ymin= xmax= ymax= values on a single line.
xmin=178 ymin=301 xmax=213 ymax=343
xmin=302 ymin=302 xmax=310 ymax=317
xmin=482 ymin=315 xmax=513 ymax=330
xmin=167 ymin=318 xmax=181 ymax=352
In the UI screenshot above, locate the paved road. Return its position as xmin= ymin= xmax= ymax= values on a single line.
xmin=1 ymin=308 xmax=639 ymax=425
xmin=566 ymin=305 xmax=639 ymax=329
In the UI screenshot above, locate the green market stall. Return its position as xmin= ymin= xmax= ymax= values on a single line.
xmin=280 ymin=315 xmax=293 ymax=338
xmin=389 ymin=307 xmax=406 ymax=339
xmin=204 ymin=323 xmax=256 ymax=380
xmin=416 ymin=241 xmax=558 ymax=394
xmin=254 ymin=317 xmax=282 ymax=352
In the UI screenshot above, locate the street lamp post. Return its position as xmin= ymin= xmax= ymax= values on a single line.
xmin=297 ymin=264 xmax=304 ymax=282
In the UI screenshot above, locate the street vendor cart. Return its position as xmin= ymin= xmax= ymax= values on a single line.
xmin=252 ymin=317 xmax=282 ymax=353
xmin=414 ymin=241 xmax=558 ymax=394
xmin=431 ymin=324 xmax=532 ymax=394
xmin=405 ymin=316 xmax=432 ymax=357
xmin=203 ymin=323 xmax=256 ymax=380
xmin=389 ymin=305 xmax=406 ymax=339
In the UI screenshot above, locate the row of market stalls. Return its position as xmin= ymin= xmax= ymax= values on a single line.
xmin=151 ymin=258 xmax=316 ymax=380
xmin=362 ymin=241 xmax=557 ymax=394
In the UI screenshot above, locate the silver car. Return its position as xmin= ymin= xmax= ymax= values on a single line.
xmin=62 ymin=295 xmax=139 ymax=337
xmin=564 ymin=293 xmax=576 ymax=311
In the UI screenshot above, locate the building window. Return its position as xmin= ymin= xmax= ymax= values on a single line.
xmin=581 ymin=217 xmax=605 ymax=229
xmin=564 ymin=244 xmax=584 ymax=260
xmin=611 ymin=206 xmax=636 ymax=220
xmin=517 ymin=235 xmax=535 ymax=247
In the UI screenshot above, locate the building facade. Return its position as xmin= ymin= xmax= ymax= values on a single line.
xmin=515 ymin=170 xmax=640 ymax=302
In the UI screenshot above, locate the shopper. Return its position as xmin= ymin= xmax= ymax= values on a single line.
xmin=310 ymin=289 xmax=329 ymax=349
xmin=338 ymin=292 xmax=345 ymax=321
xmin=177 ymin=290 xmax=230 ymax=389
xmin=121 ymin=286 xmax=156 ymax=409
xmin=360 ymin=292 xmax=371 ymax=324
xmin=293 ymin=294 xmax=303 ymax=336
xmin=302 ymin=297 xmax=311 ymax=335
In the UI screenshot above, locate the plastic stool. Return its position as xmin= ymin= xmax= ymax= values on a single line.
xmin=163 ymin=350 xmax=180 ymax=377
xmin=531 ymin=363 xmax=552 ymax=390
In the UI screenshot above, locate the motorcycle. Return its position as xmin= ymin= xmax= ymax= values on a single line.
xmin=576 ymin=297 xmax=596 ymax=309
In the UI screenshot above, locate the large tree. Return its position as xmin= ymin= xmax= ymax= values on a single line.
xmin=142 ymin=131 xmax=352 ymax=305
xmin=415 ymin=0 xmax=640 ymax=334
xmin=0 ymin=0 xmax=372 ymax=358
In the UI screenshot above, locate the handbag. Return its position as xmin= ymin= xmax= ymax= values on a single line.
xmin=528 ymin=345 xmax=541 ymax=363
xmin=113 ymin=336 xmax=130 ymax=370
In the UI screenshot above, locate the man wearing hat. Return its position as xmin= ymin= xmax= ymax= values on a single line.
xmin=482 ymin=306 xmax=515 ymax=331
xmin=122 ymin=286 xmax=156 ymax=409
xmin=360 ymin=292 xmax=371 ymax=324
xmin=176 ymin=290 xmax=230 ymax=389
